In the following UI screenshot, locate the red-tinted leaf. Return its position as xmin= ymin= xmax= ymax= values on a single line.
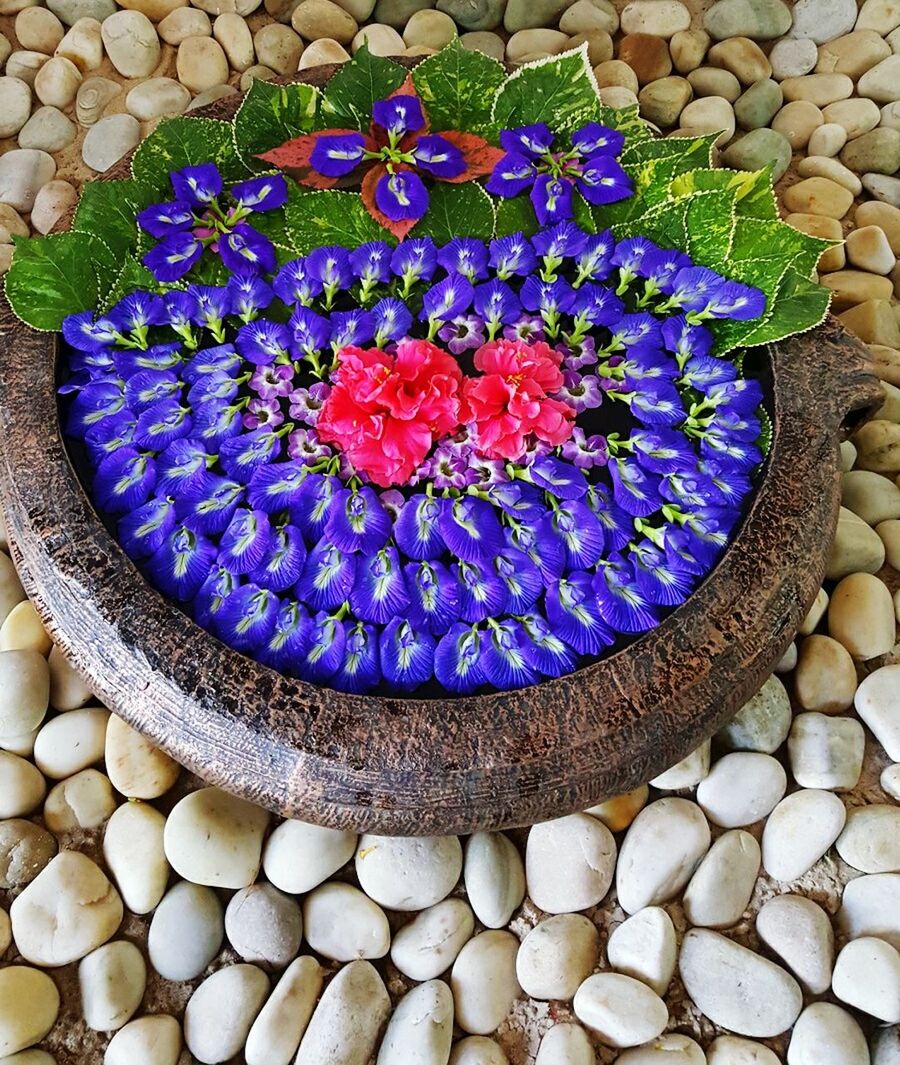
xmin=435 ymin=130 xmax=505 ymax=184
xmin=257 ymin=129 xmax=375 ymax=185
xmin=360 ymin=164 xmax=418 ymax=241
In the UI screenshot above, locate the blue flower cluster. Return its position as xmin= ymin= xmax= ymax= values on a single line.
xmin=61 ymin=195 xmax=767 ymax=695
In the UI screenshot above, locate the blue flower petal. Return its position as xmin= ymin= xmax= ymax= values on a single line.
xmin=435 ymin=623 xmax=484 ymax=694
xmin=248 ymin=523 xmax=307 ymax=591
xmin=296 ymin=540 xmax=356 ymax=611
xmin=219 ymin=507 xmax=273 ymax=574
xmin=332 ymin=621 xmax=381 ymax=694
xmin=403 ymin=559 xmax=460 ymax=635
xmin=545 ymin=572 xmax=613 ymax=656
xmin=379 ymin=618 xmax=435 ymax=693
xmin=439 ymin=495 xmax=504 ymax=562
xmin=216 ymin=583 xmax=280 ymax=652
xmin=326 ymin=487 xmax=392 ymax=554
xmin=350 ymin=546 xmax=409 ymax=624
xmin=298 ymin=611 xmax=346 ymax=682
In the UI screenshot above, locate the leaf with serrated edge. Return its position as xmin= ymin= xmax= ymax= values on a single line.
xmin=728 ymin=217 xmax=832 ymax=282
xmin=684 ymin=189 xmax=737 ymax=265
xmin=669 ymin=166 xmax=778 ymax=221
xmin=494 ymin=195 xmax=539 ymax=238
xmin=739 ymin=266 xmax=831 ymax=349
xmin=104 ymin=256 xmax=162 ymax=310
xmin=412 ymin=39 xmax=505 ymax=136
xmin=131 ymin=117 xmax=248 ymax=194
xmin=286 ymin=189 xmax=395 ymax=253
xmin=233 ymin=80 xmax=319 ymax=166
xmin=318 ymin=44 xmax=406 ymax=131
xmin=72 ymin=179 xmax=156 ymax=261
xmin=5 ymin=232 xmax=117 ymax=331
xmin=413 ymin=182 xmax=495 ymax=243
xmin=491 ymin=45 xmax=602 ymax=137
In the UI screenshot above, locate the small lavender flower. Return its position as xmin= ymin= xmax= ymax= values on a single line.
xmin=438 ymin=315 xmax=486 ymax=355
xmin=557 ymin=371 xmax=603 ymax=412
xmin=250 ymin=363 xmax=293 ymax=401
xmin=287 ymin=427 xmax=331 ymax=463
xmin=561 ymin=427 xmax=607 ymax=468
xmin=288 ymin=382 xmax=330 ymax=426
xmin=243 ymin=396 xmax=284 ymax=430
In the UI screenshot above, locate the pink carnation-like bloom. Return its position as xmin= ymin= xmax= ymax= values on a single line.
xmin=316 ymin=338 xmax=464 ymax=487
xmin=461 ymin=338 xmax=575 ymax=461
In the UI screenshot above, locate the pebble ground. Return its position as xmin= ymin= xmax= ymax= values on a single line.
xmin=1 ymin=0 xmax=900 ymax=1063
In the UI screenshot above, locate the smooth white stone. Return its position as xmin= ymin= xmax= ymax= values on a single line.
xmin=696 ymin=752 xmax=786 ymax=827
xmin=464 ymin=832 xmax=524 ymax=929
xmin=706 ymin=1037 xmax=781 ymax=1065
xmin=147 ymin=882 xmax=223 ymax=982
xmin=451 ymin=931 xmax=520 ymax=1036
xmin=762 ymin=788 xmax=847 ymax=880
xmin=375 ymin=980 xmax=454 ymax=1065
xmin=103 ymin=1015 xmax=182 ymax=1065
xmin=0 ymin=751 xmax=45 ymax=819
xmin=448 ymin=1036 xmax=509 ymax=1065
xmin=678 ymin=929 xmax=803 ymax=1037
xmin=606 ymin=907 xmax=677 ymax=996
xmin=104 ymin=715 xmax=179 ymax=800
xmin=787 ymin=712 xmax=865 ymax=790
xmin=78 ymin=941 xmax=146 ymax=1032
xmin=102 ymin=802 xmax=168 ymax=917
xmin=534 ymin=1024 xmax=593 ymax=1065
xmin=390 ymin=899 xmax=475 ymax=982
xmin=184 ymin=964 xmax=270 ymax=1064
xmin=224 ymin=883 xmax=303 ymax=970
xmin=263 ymin=819 xmax=357 ymax=894
xmin=716 ymin=675 xmax=792 ymax=752
xmin=294 ymin=960 xmax=391 ymax=1065
xmin=0 ymin=966 xmax=59 ymax=1057
xmin=515 ymin=914 xmax=599 ymax=1001
xmin=355 ymin=834 xmax=462 ymax=911
xmin=683 ymin=830 xmax=760 ymax=929
xmin=787 ymin=1002 xmax=869 ymax=1065
xmin=837 ymin=805 xmax=900 ymax=873
xmin=525 ymin=813 xmax=616 ymax=914
xmin=615 ymin=1035 xmax=705 ymax=1064
xmin=302 ymin=882 xmax=389 ymax=962
xmin=573 ymin=972 xmax=667 ymax=1049
xmin=649 ymin=741 xmax=710 ymax=789
xmin=838 ymin=872 xmax=900 ymax=949
xmin=616 ymin=798 xmax=710 ymax=914
xmin=244 ymin=956 xmax=322 ymax=1065
xmin=33 ymin=706 xmax=108 ymax=779
xmin=855 ymin=663 xmax=900 ymax=761
xmin=756 ymin=893 xmax=835 ymax=993
xmin=832 ymin=937 xmax=900 ymax=1022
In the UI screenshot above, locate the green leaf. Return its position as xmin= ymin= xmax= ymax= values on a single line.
xmin=494 ymin=195 xmax=539 ymax=238
xmin=318 ymin=44 xmax=407 ymax=131
xmin=233 ymin=80 xmax=319 ymax=166
xmin=670 ymin=166 xmax=778 ymax=221
xmin=5 ymin=232 xmax=116 ymax=331
xmin=285 ymin=189 xmax=394 ymax=252
xmin=492 ymin=45 xmax=601 ymax=137
xmin=413 ymin=182 xmax=495 ymax=243
xmin=594 ymin=102 xmax=653 ymax=145
xmin=611 ymin=195 xmax=688 ymax=246
xmin=594 ymin=133 xmax=719 ymax=228
xmin=131 ymin=117 xmax=247 ymax=194
xmin=103 ymin=255 xmax=162 ymax=310
xmin=412 ymin=39 xmax=505 ymax=137
xmin=71 ymin=179 xmax=156 ymax=261
xmin=683 ymin=188 xmax=738 ymax=266
xmin=728 ymin=217 xmax=832 ymax=283
xmin=738 ymin=266 xmax=831 ymax=349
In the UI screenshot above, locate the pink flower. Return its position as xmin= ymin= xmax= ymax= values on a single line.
xmin=316 ymin=339 xmax=464 ymax=487
xmin=461 ymin=338 xmax=575 ymax=461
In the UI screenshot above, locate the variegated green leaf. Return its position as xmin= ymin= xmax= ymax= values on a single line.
xmin=285 ymin=189 xmax=394 ymax=252
xmin=683 ymin=189 xmax=738 ymax=265
xmin=318 ymin=44 xmax=407 ymax=131
xmin=737 ymin=266 xmax=832 ymax=349
xmin=494 ymin=195 xmax=539 ymax=238
xmin=233 ymin=80 xmax=319 ymax=167
xmin=411 ymin=39 xmax=505 ymax=136
xmin=103 ymin=255 xmax=162 ymax=310
xmin=71 ymin=179 xmax=156 ymax=261
xmin=669 ymin=166 xmax=778 ymax=221
xmin=413 ymin=182 xmax=495 ymax=243
xmin=728 ymin=217 xmax=832 ymax=282
xmin=491 ymin=46 xmax=601 ymax=137
xmin=131 ymin=117 xmax=247 ymax=194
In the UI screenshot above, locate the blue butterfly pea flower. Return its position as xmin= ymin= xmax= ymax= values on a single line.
xmin=248 ymin=524 xmax=307 ymax=592
xmin=218 ymin=507 xmax=273 ymax=574
xmin=404 ymin=559 xmax=460 ymax=635
xmin=594 ymin=556 xmax=659 ymax=634
xmin=482 ymin=620 xmax=538 ymax=691
xmin=216 ymin=583 xmax=280 ymax=652
xmin=545 ymin=572 xmax=613 ymax=656
xmin=297 ymin=541 xmax=356 ymax=611
xmin=147 ymin=524 xmax=217 ymax=602
xmin=230 ymin=174 xmax=288 ymax=212
xmin=118 ymin=496 xmax=177 ymax=559
xmin=332 ymin=621 xmax=381 ymax=693
xmin=434 ymin=623 xmax=484 ymax=695
xmin=298 ymin=612 xmax=346 ymax=682
xmin=326 ymin=487 xmax=392 ymax=554
xmin=379 ymin=618 xmax=435 ymax=693
xmin=350 ymin=546 xmax=409 ymax=624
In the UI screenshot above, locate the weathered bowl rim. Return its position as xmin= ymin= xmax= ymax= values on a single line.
xmin=0 ymin=69 xmax=884 ymax=835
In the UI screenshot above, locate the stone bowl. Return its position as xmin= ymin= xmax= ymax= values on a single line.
xmin=0 ymin=68 xmax=884 ymax=835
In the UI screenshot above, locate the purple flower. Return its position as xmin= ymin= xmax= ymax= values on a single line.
xmin=500 ymin=124 xmax=554 ymax=158
xmin=219 ymin=507 xmax=272 ymax=574
xmin=662 ymin=316 xmax=714 ymax=362
xmin=609 ymin=457 xmax=662 ymax=517
xmin=438 ymin=238 xmax=489 ymax=282
xmin=149 ymin=525 xmax=217 ymax=603
xmin=250 ymin=363 xmax=293 ymax=401
xmin=563 ymin=335 xmax=597 ymax=371
xmin=297 ymin=541 xmax=356 ymax=610
xmin=531 ymin=174 xmax=573 ymax=226
xmin=454 ymin=558 xmax=507 ymax=622
xmin=375 ymin=170 xmax=429 ymax=222
xmin=439 ymin=495 xmax=503 ymax=561
xmin=561 ymin=426 xmax=607 ymax=468
xmin=143 ymin=231 xmax=203 ymax=282
xmin=249 ymin=527 xmax=307 ymax=594
xmin=256 ymin=599 xmax=311 ymax=667
xmin=288 ymin=382 xmax=329 ymax=425
xmin=217 ymin=583 xmax=279 ymax=652
xmin=118 ymin=497 xmax=176 ymax=559
xmin=247 ymin=462 xmax=309 ymax=512
xmin=298 ymin=612 xmax=345 ymax=682
xmin=137 ymin=201 xmax=194 ymax=239
xmin=438 ymin=315 xmax=486 ymax=355
xmin=62 ymin=310 xmax=118 ymax=352
xmin=219 ymin=223 xmax=276 ymax=275
xmin=542 ymin=499 xmax=606 ymax=569
xmin=287 ymin=427 xmax=331 ymax=463
xmin=642 ymin=247 xmax=691 ymax=293
xmin=631 ymin=540 xmax=695 ymax=608
xmin=529 ymin=456 xmax=587 ymax=499
xmin=326 ymin=486 xmax=392 ymax=554
xmin=230 ymin=174 xmax=288 ymax=212
xmin=243 ymin=396 xmax=284 ymax=430
xmin=371 ymin=297 xmax=413 ymax=345
xmin=485 ymin=152 xmax=536 ymax=197
xmin=482 ymin=620 xmax=537 ymax=691
xmin=405 ymin=559 xmax=459 ymax=634
xmin=494 ymin=550 xmax=541 ymax=614
xmin=94 ymin=448 xmax=156 ymax=514
xmin=311 ymin=132 xmax=368 ymax=177
xmin=413 ymin=134 xmax=466 ymax=179
xmin=631 ymin=382 xmax=685 ymax=426
xmin=423 ymin=442 xmax=470 ymax=489
xmin=570 ymin=283 xmax=624 ymax=327
xmin=347 ymin=544 xmax=409 ymax=623
xmin=503 ymin=314 xmax=545 ymax=343
xmin=518 ymin=613 xmax=577 ymax=678
xmin=572 ymin=123 xmax=625 ymax=157
xmin=109 ymin=292 xmax=166 ymax=334
xmin=394 ymin=494 xmax=445 ymax=560
xmin=171 ymin=164 xmax=222 ymax=207
xmin=611 ymin=237 xmax=657 ymax=283
xmin=557 ymin=371 xmax=602 ymax=413
xmin=594 ymin=556 xmax=658 ymax=634
xmin=332 ymin=621 xmax=380 ymax=694
xmin=373 ymin=94 xmax=425 ymax=137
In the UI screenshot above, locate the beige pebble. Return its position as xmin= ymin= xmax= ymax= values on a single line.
xmin=253 ymin=23 xmax=303 ymax=73
xmin=797 ymin=154 xmax=861 ymax=194
xmin=352 ymin=23 xmax=403 ymax=54
xmin=828 ymin=571 xmax=896 ymax=659
xmin=794 ymin=635 xmax=858 ymax=713
xmin=877 ymin=518 xmax=900 ymax=567
xmin=585 ymin=784 xmax=649 ymax=830
xmin=298 ymin=36 xmax=350 ymax=65
xmin=679 ymin=95 xmax=734 ymax=145
xmin=599 ymin=86 xmax=639 ymax=108
xmin=55 ymin=16 xmax=103 ymax=70
xmin=775 ymin=642 xmax=798 ymax=673
xmin=566 ymin=30 xmax=613 ymax=66
xmin=48 ymin=643 xmax=92 ymax=710
xmin=0 ymin=750 xmax=45 ymax=819
xmin=857 ymin=0 xmax=900 ymax=34
xmin=0 ymin=966 xmax=59 ymax=1057
xmin=184 ymin=964 xmax=271 ymax=1063
xmin=33 ymin=54 xmax=80 ymax=107
xmin=620 ymin=0 xmax=690 ymax=38
xmin=81 ymin=113 xmax=141 ymax=172
xmin=104 ymin=1015 xmax=182 ymax=1065
xmin=391 ymin=899 xmax=474 ymax=983
xmin=593 ymin=59 xmax=639 ymax=93
xmin=5 ymin=51 xmax=50 ymax=87
xmin=176 ymin=36 xmax=229 ymax=91
xmin=291 ymin=0 xmax=357 ymax=42
xmin=515 ymin=914 xmax=599 ymax=1001
xmin=158 ymin=6 xmax=211 ymax=42
xmin=506 ymin=28 xmax=568 ymax=64
xmin=103 ymin=801 xmax=169 ymax=915
xmin=10 ymin=850 xmax=123 ymax=966
xmin=451 ymin=931 xmax=521 ymax=1036
xmin=843 ymin=468 xmax=900 ymax=522
xmin=606 ymin=906 xmax=677 ymax=996
xmin=841 ymin=300 xmax=900 ymax=348
xmin=573 ymin=972 xmax=667 ymax=1049
xmin=788 ymin=711 xmax=865 ymax=791
xmin=0 ymin=601 xmax=49 ymax=655
xmin=832 ymin=937 xmax=900 ymax=1022
xmin=213 ymin=11 xmax=254 ymax=70
xmin=840 ymin=440 xmax=858 ymax=471
xmin=15 ymin=7 xmax=64 ymax=54
xmin=857 ymin=202 xmax=900 ymax=256
xmin=756 ymin=894 xmax=834 ymax=994
xmin=707 ymin=1038 xmax=780 ymax=1065
xmin=75 ymin=76 xmax=122 ymax=126
xmin=823 ymin=269 xmax=895 ymax=309
xmin=855 ymin=417 xmax=900 ymax=471
xmin=687 ymin=65 xmax=741 ymax=101
xmin=0 ymin=649 xmax=49 ymax=740
xmin=78 ymin=940 xmax=146 ymax=1033
xmin=823 ymin=97 xmax=882 ymax=139
xmin=104 ymin=714 xmax=179 ymax=799
xmin=762 ymin=788 xmax=847 ymax=881
xmin=782 ymin=176 xmax=853 ymax=218
xmin=244 ymin=956 xmax=322 ymax=1065
xmin=125 ymin=76 xmax=190 ymax=120
xmin=847 ymin=225 xmax=897 ymax=275
xmin=808 ymin=122 xmax=848 ymax=157
xmin=670 ymin=28 xmax=710 ymax=74
xmin=826 ymin=505 xmax=886 ymax=576
xmin=29 ymin=174 xmax=77 ymax=232
xmin=772 ymin=100 xmax=824 ymax=149
xmin=403 ymin=8 xmax=456 ymax=47
xmin=0 ymin=819 xmax=56 ymax=890
xmin=33 ymin=706 xmax=108 ymax=779
xmin=101 ymin=10 xmax=161 ymax=78
xmin=785 ymin=213 xmax=845 ymax=273
xmin=295 ymin=960 xmax=389 ymax=1065
xmin=707 ymin=36 xmax=772 ymax=84
xmin=859 ymin=55 xmax=900 ymax=104
xmin=637 ymin=76 xmax=692 ymax=128
xmin=781 ymin=73 xmax=854 ymax=107
xmin=817 ymin=29 xmax=891 ymax=79
xmin=0 ymin=204 xmax=29 ymax=245
xmin=44 ymin=768 xmax=116 ymax=833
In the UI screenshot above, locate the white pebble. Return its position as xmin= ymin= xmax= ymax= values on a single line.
xmin=81 ymin=114 xmax=141 ymax=173
xmin=0 ymin=650 xmax=49 ymax=739
xmin=263 ymin=819 xmax=357 ymax=894
xmin=707 ymin=1037 xmax=780 ymax=1065
xmin=649 ymin=740 xmax=710 ymax=789
xmin=244 ymin=956 xmax=322 ymax=1065
xmin=837 ymin=805 xmax=900 ymax=873
xmin=104 ymin=1015 xmax=182 ymax=1065
xmin=534 ymin=1025 xmax=593 ymax=1065
xmin=148 ymin=882 xmax=223 ymax=982
xmin=525 ymin=813 xmax=616 ymax=914
xmin=515 ymin=914 xmax=599 ymax=1001
xmin=573 ymin=972 xmax=667 ymax=1049
xmin=78 ymin=940 xmax=146 ymax=1032
xmin=294 ymin=960 xmax=390 ymax=1065
xmin=463 ymin=832 xmax=524 ymax=929
xmin=855 ymin=664 xmax=900 ymax=761
xmin=47 ymin=644 xmax=91 ymax=710
xmin=0 ymin=751 xmax=45 ymax=819
xmin=615 ymin=1035 xmax=705 ymax=1064
xmin=102 ymin=801 xmax=168 ymax=916
xmin=184 ymin=964 xmax=270 ymax=1064
xmin=787 ymin=1002 xmax=869 ymax=1065
xmin=696 ymin=752 xmax=786 ymax=826
xmin=616 ymin=798 xmax=710 ymax=914
xmin=375 ymin=980 xmax=454 ymax=1065
xmin=832 ymin=937 xmax=900 ymax=1022
xmin=678 ymin=929 xmax=803 ymax=1037
xmin=390 ymin=898 xmax=474 ymax=982
xmin=683 ymin=829 xmax=760 ymax=929
xmin=33 ymin=706 xmax=108 ymax=779
xmin=788 ymin=712 xmax=865 ymax=790
xmin=606 ymin=907 xmax=677 ymax=996
xmin=838 ymin=873 xmax=900 ymax=949
xmin=104 ymin=715 xmax=179 ymax=800
xmin=451 ymin=931 xmax=520 ymax=1036
xmin=43 ymin=768 xmax=115 ymax=833
xmin=100 ymin=10 xmax=160 ymax=78
xmin=355 ymin=834 xmax=462 ymax=911
xmin=225 ymin=883 xmax=303 ymax=970
xmin=756 ymin=894 xmax=834 ymax=993
xmin=762 ymin=788 xmax=847 ymax=881
xmin=0 ymin=966 xmax=59 ymax=1057
xmin=302 ymin=882 xmax=389 ymax=962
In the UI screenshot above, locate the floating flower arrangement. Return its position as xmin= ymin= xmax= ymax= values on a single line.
xmin=6 ymin=43 xmax=833 ymax=697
